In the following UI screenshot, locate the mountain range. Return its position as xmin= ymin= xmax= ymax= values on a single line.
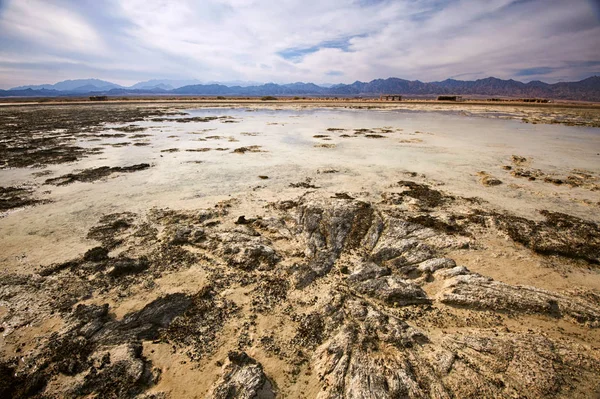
xmin=2 ymin=76 xmax=600 ymax=102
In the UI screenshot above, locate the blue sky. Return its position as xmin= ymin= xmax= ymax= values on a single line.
xmin=0 ymin=0 xmax=598 ymax=88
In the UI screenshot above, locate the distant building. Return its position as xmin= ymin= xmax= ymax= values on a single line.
xmin=380 ymin=94 xmax=402 ymax=101
xmin=437 ymin=95 xmax=462 ymax=101
xmin=89 ymin=96 xmax=108 ymax=101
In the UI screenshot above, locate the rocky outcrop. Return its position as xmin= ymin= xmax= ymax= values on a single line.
xmin=312 ymin=291 xmax=600 ymax=399
xmin=351 ymin=275 xmax=430 ymax=305
xmin=209 ymin=352 xmax=275 ymax=399
xmin=212 ymin=231 xmax=280 ymax=271
xmin=438 ymin=273 xmax=600 ymax=327
xmin=3 ymin=195 xmax=600 ymax=398
xmin=293 ymin=198 xmax=468 ymax=288
xmin=298 ymin=199 xmax=375 ymax=273
xmin=314 ymin=297 xmax=433 ymax=399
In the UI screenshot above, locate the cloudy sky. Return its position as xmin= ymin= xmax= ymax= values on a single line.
xmin=0 ymin=0 xmax=599 ymax=88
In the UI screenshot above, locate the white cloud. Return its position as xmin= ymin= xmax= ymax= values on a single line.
xmin=0 ymin=0 xmax=106 ymax=55
xmin=0 ymin=0 xmax=598 ymax=87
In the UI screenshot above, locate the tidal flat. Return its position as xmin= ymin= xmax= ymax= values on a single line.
xmin=1 ymin=102 xmax=600 ymax=398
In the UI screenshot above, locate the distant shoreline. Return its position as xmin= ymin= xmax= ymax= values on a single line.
xmin=1 ymin=97 xmax=599 ymax=109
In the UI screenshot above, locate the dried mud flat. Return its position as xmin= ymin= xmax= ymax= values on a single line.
xmin=1 ymin=103 xmax=600 ymax=398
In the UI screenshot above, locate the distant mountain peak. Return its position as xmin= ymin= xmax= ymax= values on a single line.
xmin=11 ymin=78 xmax=123 ymax=91
xmin=3 ymin=76 xmax=599 ymax=101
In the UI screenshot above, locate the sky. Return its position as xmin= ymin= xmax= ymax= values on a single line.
xmin=0 ymin=0 xmax=599 ymax=88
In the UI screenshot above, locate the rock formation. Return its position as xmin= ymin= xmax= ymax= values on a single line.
xmin=1 ymin=191 xmax=600 ymax=398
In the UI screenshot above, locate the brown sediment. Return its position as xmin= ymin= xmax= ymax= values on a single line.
xmin=44 ymin=164 xmax=151 ymax=186
xmin=289 ymin=179 xmax=319 ymax=189
xmin=233 ymin=145 xmax=264 ymax=154
xmin=0 ymin=186 xmax=46 ymax=211
xmin=112 ymin=125 xmax=147 ymax=133
xmin=398 ymin=138 xmax=423 ymax=143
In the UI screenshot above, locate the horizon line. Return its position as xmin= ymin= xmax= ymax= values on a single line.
xmin=5 ymin=74 xmax=600 ymax=91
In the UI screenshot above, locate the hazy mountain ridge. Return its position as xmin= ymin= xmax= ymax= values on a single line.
xmin=3 ymin=76 xmax=600 ymax=101
xmin=11 ymin=79 xmax=124 ymax=92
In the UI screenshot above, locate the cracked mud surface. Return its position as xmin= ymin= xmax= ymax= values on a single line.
xmin=1 ymin=103 xmax=599 ymax=398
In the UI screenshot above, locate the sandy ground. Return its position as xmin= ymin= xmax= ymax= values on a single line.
xmin=0 ymin=102 xmax=599 ymax=398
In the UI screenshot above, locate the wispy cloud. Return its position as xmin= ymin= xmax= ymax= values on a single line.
xmin=0 ymin=0 xmax=598 ymax=88
xmin=0 ymin=0 xmax=106 ymax=55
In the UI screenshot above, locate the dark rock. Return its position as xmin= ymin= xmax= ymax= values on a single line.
xmin=492 ymin=210 xmax=600 ymax=264
xmin=83 ymin=246 xmax=109 ymax=262
xmin=108 ymin=256 xmax=149 ymax=277
xmin=543 ymin=176 xmax=564 ymax=185
xmin=235 ymin=215 xmax=250 ymax=225
xmin=169 ymin=226 xmax=205 ymax=245
xmin=331 ymin=192 xmax=354 ymax=199
xmin=291 ymin=264 xmax=318 ymax=289
xmin=0 ymin=362 xmax=18 ymax=398
xmin=394 ymin=180 xmax=453 ymax=208
xmin=405 ymin=214 xmax=469 ymax=236
xmin=90 ymin=294 xmax=192 ymax=345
